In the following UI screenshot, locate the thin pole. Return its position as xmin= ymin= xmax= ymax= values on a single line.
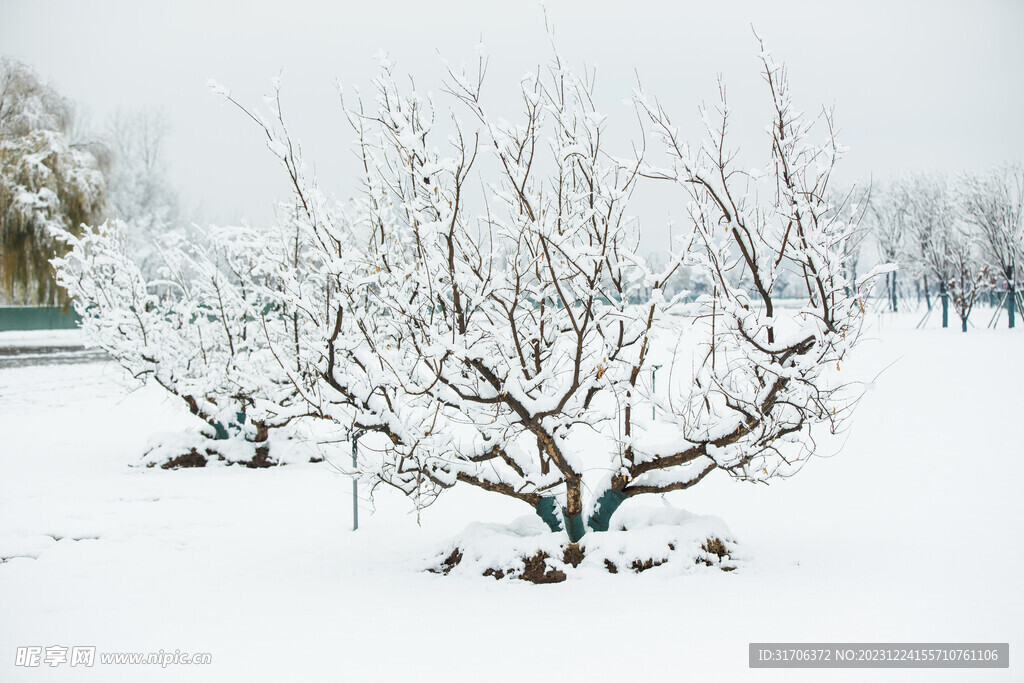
xmin=351 ymin=429 xmax=364 ymax=531
xmin=651 ymin=364 xmax=662 ymax=421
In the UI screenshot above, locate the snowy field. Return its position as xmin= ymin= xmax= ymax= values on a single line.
xmin=1 ymin=311 xmax=1021 ymax=682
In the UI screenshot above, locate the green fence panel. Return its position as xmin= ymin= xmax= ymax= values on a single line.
xmin=0 ymin=307 xmax=81 ymax=332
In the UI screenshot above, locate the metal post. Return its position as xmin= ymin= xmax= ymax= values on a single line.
xmin=351 ymin=429 xmax=364 ymax=531
xmin=651 ymin=364 xmax=662 ymax=421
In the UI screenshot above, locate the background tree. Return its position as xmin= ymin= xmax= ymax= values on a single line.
xmin=904 ymin=173 xmax=956 ymax=327
xmin=942 ymin=220 xmax=990 ymax=332
xmin=0 ymin=57 xmax=105 ymax=305
xmin=103 ymin=107 xmax=182 ymax=278
xmin=864 ymin=179 xmax=910 ymax=313
xmin=833 ymin=187 xmax=869 ymax=298
xmin=960 ymin=164 xmax=1023 ymax=328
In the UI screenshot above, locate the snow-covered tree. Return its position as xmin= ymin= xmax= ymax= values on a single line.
xmin=1 ymin=57 xmax=105 ymax=304
xmin=826 ymin=186 xmax=869 ymax=299
xmin=942 ymin=220 xmax=990 ymax=333
xmin=960 ymin=164 xmax=1023 ymax=328
xmin=219 ymin=42 xmax=886 ymax=542
xmin=902 ymin=173 xmax=958 ymax=326
xmin=52 ymin=218 xmax=316 ymax=466
xmin=864 ymin=181 xmax=910 ymax=312
xmin=894 ymin=172 xmax=992 ymax=332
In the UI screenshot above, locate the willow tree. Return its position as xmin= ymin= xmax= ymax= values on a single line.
xmin=0 ymin=57 xmax=106 ymax=305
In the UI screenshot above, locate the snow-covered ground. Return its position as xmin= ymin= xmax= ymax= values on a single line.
xmin=1 ymin=311 xmax=1021 ymax=682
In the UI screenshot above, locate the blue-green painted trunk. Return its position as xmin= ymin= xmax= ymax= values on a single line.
xmin=536 ymin=490 xmax=628 ymax=540
xmin=1009 ymin=287 xmax=1016 ymax=329
xmin=211 ymin=411 xmax=248 ymax=440
xmin=587 ymin=489 xmax=627 ymax=533
xmin=562 ymin=509 xmax=586 ymax=543
xmin=534 ymin=497 xmax=562 ymax=533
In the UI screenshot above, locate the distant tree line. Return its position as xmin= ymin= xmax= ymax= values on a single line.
xmin=646 ymin=167 xmax=1023 ymax=333
xmin=860 ymin=168 xmax=1023 ymax=331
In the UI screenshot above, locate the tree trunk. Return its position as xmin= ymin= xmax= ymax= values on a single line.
xmin=562 ymin=479 xmax=585 ymax=542
xmin=254 ymin=421 xmax=270 ymax=443
xmin=587 ymin=489 xmax=627 ymax=533
xmin=923 ymin=275 xmax=931 ymax=311
xmin=211 ymin=410 xmax=247 ymax=440
xmin=534 ymin=497 xmax=562 ymax=533
xmin=1009 ymin=283 xmax=1016 ymax=329
xmin=536 ymin=487 xmax=625 ymax=541
xmin=891 ymin=270 xmax=898 ymax=313
xmin=940 ymin=284 xmax=949 ymax=328
xmin=247 ymin=420 xmax=274 ymax=467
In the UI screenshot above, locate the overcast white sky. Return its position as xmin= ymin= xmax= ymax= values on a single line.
xmin=2 ymin=0 xmax=1022 ymax=241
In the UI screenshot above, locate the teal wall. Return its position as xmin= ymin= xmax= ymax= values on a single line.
xmin=0 ymin=306 xmax=81 ymax=332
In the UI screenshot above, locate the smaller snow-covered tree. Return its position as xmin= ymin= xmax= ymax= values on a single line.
xmin=52 ymin=218 xmax=315 ymax=466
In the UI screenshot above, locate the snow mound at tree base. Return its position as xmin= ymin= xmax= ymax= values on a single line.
xmin=428 ymin=506 xmax=739 ymax=583
xmin=137 ymin=431 xmax=316 ymax=469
